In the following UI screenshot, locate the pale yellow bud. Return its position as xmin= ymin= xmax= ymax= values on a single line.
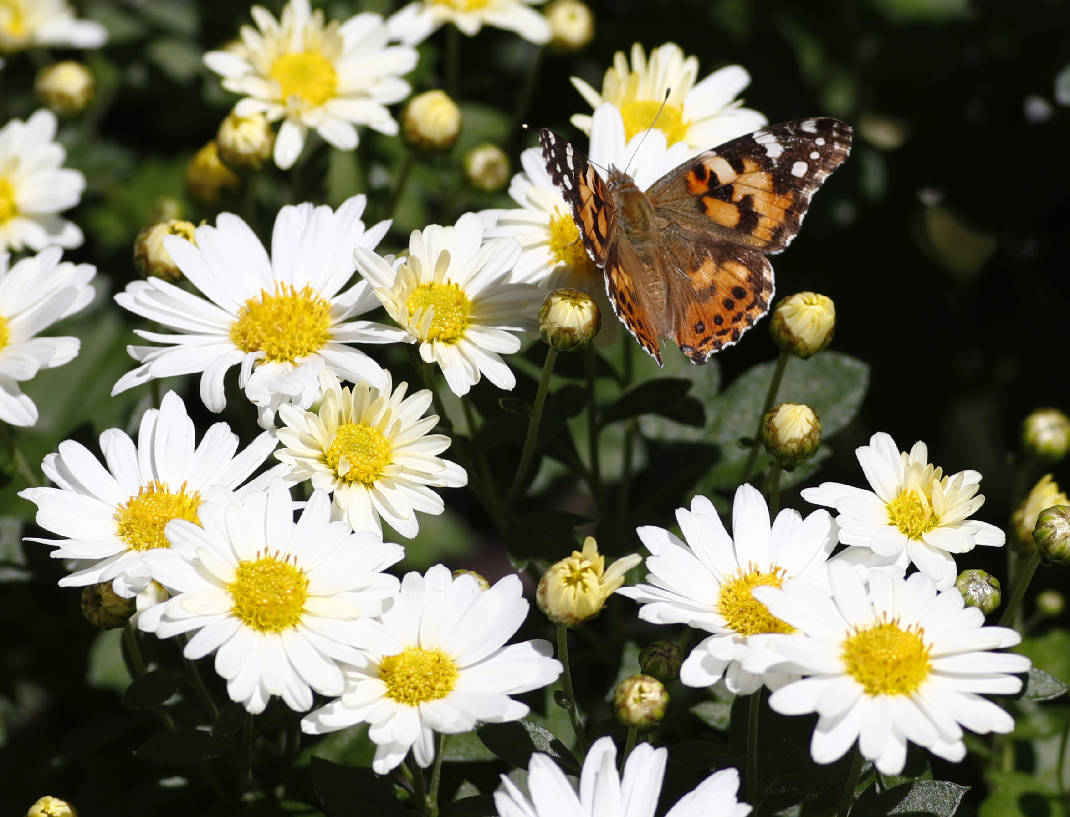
xmin=452 ymin=568 xmax=490 ymax=590
xmin=769 ymin=292 xmax=836 ymax=359
xmin=760 ymin=402 xmax=821 ymax=468
xmin=1022 ymin=408 xmax=1070 ymax=463
xmin=536 ymin=537 xmax=641 ymax=626
xmin=1014 ymin=475 xmax=1069 ymax=547
xmin=1037 ymin=589 xmax=1065 ymax=617
xmin=539 ymin=288 xmax=600 ymax=350
xmin=35 ymin=61 xmax=94 ymax=116
xmin=465 ymin=143 xmax=510 ymax=192
xmin=613 ymin=674 xmax=668 ymax=728
xmin=403 ymin=90 xmax=462 ymax=152
xmin=81 ymin=582 xmax=135 ymax=629
xmin=133 ymin=220 xmax=197 ymax=281
xmin=217 ymin=111 xmax=275 ymax=171
xmin=185 ymin=141 xmax=240 ymax=205
xmin=27 ymin=796 xmax=77 ymax=817
xmin=545 ymin=0 xmax=594 ymax=51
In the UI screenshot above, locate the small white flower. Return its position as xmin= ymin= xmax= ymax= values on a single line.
xmin=355 ymin=212 xmax=542 ymax=397
xmin=570 ymin=43 xmax=766 ymax=152
xmin=276 ymin=371 xmax=467 ymax=538
xmin=494 ymin=735 xmax=751 ymax=817
xmin=139 ymin=484 xmax=404 ymax=714
xmin=388 ymin=0 xmax=551 ymax=46
xmin=802 ymin=432 xmax=1005 ymax=589
xmin=302 ymin=564 xmax=562 ymax=774
xmin=113 ymin=194 xmax=408 ymax=428
xmin=617 ymin=485 xmax=837 ymax=695
xmin=0 ymin=247 xmax=94 ymax=426
xmin=20 ymin=391 xmax=282 ymax=601
xmin=204 ymin=0 xmax=417 ymax=170
xmin=0 ymin=0 xmax=106 ymax=53
xmin=752 ymin=560 xmax=1030 ymax=775
xmin=0 ymin=109 xmax=85 ymax=252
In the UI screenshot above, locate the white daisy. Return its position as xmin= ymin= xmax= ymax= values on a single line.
xmin=617 ymin=484 xmax=837 ymax=695
xmin=388 ymin=0 xmax=551 ymax=46
xmin=494 ymin=735 xmax=751 ymax=817
xmin=0 ymin=0 xmax=106 ymax=54
xmin=139 ymin=484 xmax=404 ymax=714
xmin=354 ymin=212 xmax=542 ymax=397
xmin=112 ymin=194 xmax=408 ymax=428
xmin=751 ymin=560 xmax=1030 ymax=775
xmin=801 ymin=431 xmax=1005 ymax=590
xmin=302 ymin=564 xmax=562 ymax=774
xmin=570 ymin=43 xmax=766 ymax=151
xmin=275 ymin=371 xmax=467 ymax=538
xmin=0 ymin=246 xmax=94 ymax=426
xmin=204 ymin=0 xmax=418 ymax=170
xmin=0 ymin=109 xmax=85 ymax=252
xmin=20 ymin=390 xmax=282 ymax=601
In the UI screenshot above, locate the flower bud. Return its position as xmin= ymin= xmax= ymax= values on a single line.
xmin=81 ymin=582 xmax=135 ymax=629
xmin=769 ymin=292 xmax=836 ymax=359
xmin=1022 ymin=408 xmax=1070 ymax=464
xmin=1013 ymin=474 xmax=1069 ymax=547
xmin=464 ymin=143 xmax=510 ymax=192
xmin=27 ymin=796 xmax=77 ymax=817
xmin=613 ymin=674 xmax=668 ymax=728
xmin=1034 ymin=505 xmax=1070 ymax=565
xmin=133 ymin=220 xmax=197 ymax=281
xmin=539 ymin=288 xmax=600 ymax=351
xmin=638 ymin=641 xmax=682 ymax=683
xmin=545 ymin=0 xmax=594 ymax=52
xmin=148 ymin=197 xmax=184 ymax=223
xmin=1037 ymin=589 xmax=1065 ymax=617
xmin=217 ymin=111 xmax=275 ymax=171
xmin=403 ymin=90 xmax=462 ymax=153
xmin=537 ymin=536 xmax=641 ymax=627
xmin=954 ymin=569 xmax=1001 ymax=615
xmin=760 ymin=402 xmax=821 ymax=468
xmin=185 ymin=141 xmax=240 ymax=205
xmin=35 ymin=61 xmax=94 ymax=116
xmin=452 ymin=568 xmax=490 ymax=590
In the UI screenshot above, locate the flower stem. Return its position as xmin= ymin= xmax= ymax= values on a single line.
xmin=999 ymin=549 xmax=1042 ymax=627
xmin=836 ymin=746 xmax=864 ymax=817
xmin=506 ymin=347 xmax=558 ymax=509
xmin=745 ymin=690 xmax=761 ymax=805
xmin=183 ymin=653 xmax=220 ymax=721
xmin=556 ymin=625 xmax=587 ymax=754
xmin=740 ymin=350 xmax=790 ymax=485
xmin=621 ymin=725 xmax=638 ymax=768
xmin=409 ymin=756 xmax=429 ymax=816
xmin=389 ymin=150 xmax=415 ymax=221
xmin=766 ymin=464 xmax=783 ymax=516
xmin=585 ymin=345 xmax=605 ymax=514
xmin=11 ymin=441 xmax=40 ymax=488
xmin=445 ymin=25 xmax=460 ymax=100
xmin=427 ymin=733 xmax=445 ymax=817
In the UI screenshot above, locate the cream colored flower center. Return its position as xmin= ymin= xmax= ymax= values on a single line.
xmin=228 ymin=554 xmax=309 ymax=633
xmin=618 ymin=99 xmax=688 ymax=144
xmin=325 ymin=422 xmax=392 ymax=486
xmin=548 ymin=209 xmax=597 ymax=277
xmin=406 ymin=281 xmax=471 ymax=343
xmin=0 ymin=177 xmax=17 ymax=224
xmin=887 ymin=489 xmax=937 ymax=540
xmin=113 ymin=481 xmax=202 ymax=552
xmin=270 ymin=51 xmax=338 ymax=106
xmin=717 ymin=567 xmax=794 ymax=636
xmin=436 ymin=0 xmax=492 ymax=11
xmin=841 ymin=619 xmax=931 ymax=696
xmin=230 ymin=283 xmax=331 ymax=363
xmin=379 ymin=646 xmax=459 ymax=705
xmin=0 ymin=0 xmax=27 ymax=38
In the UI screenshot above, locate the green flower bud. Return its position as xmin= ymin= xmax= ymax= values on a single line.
xmin=1034 ymin=505 xmax=1070 ymax=565
xmin=465 ymin=143 xmax=510 ymax=192
xmin=769 ymin=292 xmax=835 ymax=359
xmin=638 ymin=641 xmax=682 ymax=683
xmin=954 ymin=569 xmax=1001 ymax=615
xmin=1022 ymin=408 xmax=1070 ymax=464
xmin=538 ymin=288 xmax=601 ymax=351
xmin=134 ymin=220 xmax=197 ymax=281
xmin=613 ymin=674 xmax=668 ymax=728
xmin=403 ymin=90 xmax=462 ymax=153
xmin=81 ymin=582 xmax=134 ymax=630
xmin=1014 ymin=475 xmax=1069 ymax=547
xmin=760 ymin=402 xmax=821 ymax=468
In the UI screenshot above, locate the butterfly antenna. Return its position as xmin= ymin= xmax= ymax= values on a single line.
xmin=621 ymin=88 xmax=672 ymax=178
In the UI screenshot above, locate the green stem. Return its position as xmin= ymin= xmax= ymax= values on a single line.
xmin=585 ymin=345 xmax=605 ymax=515
xmin=556 ymin=625 xmax=587 ymax=754
xmin=766 ymin=464 xmax=783 ymax=515
xmin=282 ymin=717 xmax=301 ymax=799
xmin=389 ymin=151 xmax=415 ymax=221
xmin=836 ymin=746 xmax=864 ymax=817
xmin=621 ymin=725 xmax=638 ymax=768
xmin=745 ymin=691 xmax=761 ymax=805
xmin=506 ymin=347 xmax=558 ymax=509
xmin=183 ymin=652 xmax=219 ymax=721
xmin=418 ymin=358 xmax=452 ymax=431
xmin=12 ymin=442 xmax=40 ymax=488
xmin=998 ymin=549 xmax=1042 ymax=627
xmin=123 ymin=622 xmax=176 ymax=731
xmin=409 ymin=756 xmax=429 ymax=816
xmin=427 ymin=733 xmax=445 ymax=817
xmin=740 ymin=350 xmax=790 ymax=485
xmin=445 ymin=25 xmax=460 ymax=100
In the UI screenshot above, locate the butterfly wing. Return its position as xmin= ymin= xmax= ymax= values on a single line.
xmin=539 ymin=128 xmax=615 ymax=266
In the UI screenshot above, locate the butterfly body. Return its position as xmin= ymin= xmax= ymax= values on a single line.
xmin=540 ymin=118 xmax=853 ymax=365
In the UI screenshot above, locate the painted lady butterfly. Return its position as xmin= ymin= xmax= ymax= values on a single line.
xmin=540 ymin=118 xmax=853 ymax=364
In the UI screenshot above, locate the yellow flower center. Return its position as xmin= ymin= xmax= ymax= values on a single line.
xmin=228 ymin=553 xmax=309 ymax=633
xmin=0 ymin=314 xmax=9 ymax=351
xmin=887 ymin=488 xmax=938 ymax=540
xmin=113 ymin=481 xmax=202 ymax=552
xmin=0 ymin=177 xmax=17 ymax=224
xmin=379 ymin=646 xmax=459 ymax=705
xmin=547 ymin=210 xmax=598 ymax=279
xmin=618 ymin=99 xmax=688 ymax=144
xmin=229 ymin=283 xmax=331 ymax=363
xmin=436 ymin=0 xmax=491 ymax=10
xmin=270 ymin=51 xmax=338 ymax=107
xmin=405 ymin=281 xmax=471 ymax=343
xmin=717 ymin=567 xmax=794 ymax=636
xmin=0 ymin=0 xmax=27 ymax=38
xmin=325 ymin=422 xmax=392 ymax=486
xmin=841 ymin=619 xmax=931 ymax=696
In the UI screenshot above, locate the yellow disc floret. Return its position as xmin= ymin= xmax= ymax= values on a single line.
xmin=0 ymin=0 xmax=28 ymax=41
xmin=405 ymin=281 xmax=471 ymax=343
xmin=270 ymin=51 xmax=338 ymax=107
xmin=717 ymin=567 xmax=794 ymax=636
xmin=841 ymin=618 xmax=931 ymax=696
xmin=114 ymin=481 xmax=202 ymax=552
xmin=325 ymin=422 xmax=392 ymax=486
xmin=887 ymin=489 xmax=938 ymax=540
xmin=230 ymin=283 xmax=331 ymax=363
xmin=547 ymin=210 xmax=597 ymax=278
xmin=438 ymin=0 xmax=491 ymax=11
xmin=0 ymin=176 xmax=17 ymax=225
xmin=379 ymin=646 xmax=459 ymax=705
xmin=228 ymin=554 xmax=309 ymax=633
xmin=617 ymin=99 xmax=688 ymax=144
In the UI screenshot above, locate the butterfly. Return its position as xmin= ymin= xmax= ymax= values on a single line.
xmin=539 ymin=117 xmax=853 ymax=365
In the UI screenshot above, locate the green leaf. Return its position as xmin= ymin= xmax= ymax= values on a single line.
xmin=442 ymin=731 xmax=497 ymax=762
xmin=147 ymin=37 xmax=206 ymax=83
xmin=86 ymin=628 xmax=130 ymax=693
xmin=441 ymin=796 xmax=497 ymax=817
xmin=690 ymin=699 xmax=732 ymax=731
xmin=1018 ymin=630 xmax=1070 ymax=686
xmin=505 ymin=509 xmax=591 ymax=561
xmin=310 ymin=757 xmax=404 ymax=817
xmin=212 ymin=702 xmax=248 ymax=738
xmin=477 ymin=720 xmax=581 ymax=776
xmin=1020 ymin=667 xmax=1069 ymax=702
xmin=121 ymin=670 xmax=183 ymax=710
xmin=600 ymin=378 xmax=704 ymax=428
xmin=134 ymin=728 xmax=234 ymax=766
xmin=852 ymin=780 xmax=969 ymax=816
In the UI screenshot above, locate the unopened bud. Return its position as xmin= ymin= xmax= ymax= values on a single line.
xmin=1014 ymin=475 xmax=1069 ymax=547
xmin=1022 ymin=408 xmax=1070 ymax=464
xmin=35 ymin=61 xmax=94 ymax=116
xmin=452 ymin=568 xmax=490 ymax=590
xmin=185 ymin=141 xmax=240 ymax=205
xmin=769 ymin=292 xmax=836 ymax=359
xmin=537 ymin=537 xmax=640 ymax=627
xmin=539 ymin=288 xmax=600 ymax=351
xmin=134 ymin=220 xmax=197 ymax=281
xmin=403 ymin=90 xmax=462 ymax=153
xmin=465 ymin=143 xmax=510 ymax=192
xmin=81 ymin=582 xmax=135 ymax=629
xmin=614 ymin=674 xmax=668 ymax=728
xmin=1037 ymin=589 xmax=1065 ymax=617
xmin=1034 ymin=505 xmax=1070 ymax=565
xmin=217 ymin=111 xmax=275 ymax=171
xmin=760 ymin=402 xmax=821 ymax=468
xmin=638 ymin=641 xmax=682 ymax=683
xmin=545 ymin=0 xmax=594 ymax=52
xmin=954 ymin=569 xmax=1001 ymax=615
xmin=27 ymin=797 xmax=77 ymax=817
